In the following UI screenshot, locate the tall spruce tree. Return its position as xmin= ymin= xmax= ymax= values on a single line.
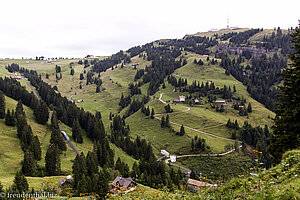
xmin=247 ymin=102 xmax=252 ymax=113
xmin=13 ymin=171 xmax=28 ymax=193
xmin=77 ymin=174 xmax=88 ymax=195
xmin=22 ymin=151 xmax=37 ymax=176
xmin=16 ymin=100 xmax=25 ymax=116
xmin=72 ymin=152 xmax=87 ymax=188
xmin=95 ymin=170 xmax=109 ymax=198
xmin=11 ymin=110 xmax=16 ymax=126
xmin=50 ymin=112 xmax=67 ymax=151
xmin=20 ymin=125 xmax=33 ymax=150
xmin=0 ymin=91 xmax=5 ymax=118
xmin=30 ymin=136 xmax=42 ymax=160
xmin=72 ymin=118 xmax=83 ymax=144
xmin=86 ymin=151 xmax=98 ymax=177
xmin=179 ymin=125 xmax=185 ymax=136
xmin=5 ymin=109 xmax=15 ymax=126
xmin=161 ymin=116 xmax=166 ymax=127
xmin=33 ymin=100 xmax=49 ymax=125
xmin=45 ymin=144 xmax=61 ymax=176
xmin=269 ymin=25 xmax=300 ymax=163
xmin=166 ymin=114 xmax=170 ymax=128
xmin=150 ymin=108 xmax=155 ymax=119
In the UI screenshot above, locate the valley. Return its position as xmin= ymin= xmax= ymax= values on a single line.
xmin=0 ymin=26 xmax=299 ymax=199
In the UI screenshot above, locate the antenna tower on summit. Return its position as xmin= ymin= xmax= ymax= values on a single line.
xmin=227 ymin=14 xmax=229 ymax=29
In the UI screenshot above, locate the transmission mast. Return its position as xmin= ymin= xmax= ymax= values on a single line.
xmin=227 ymin=14 xmax=229 ymax=29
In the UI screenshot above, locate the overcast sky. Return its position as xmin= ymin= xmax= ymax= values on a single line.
xmin=0 ymin=0 xmax=299 ymax=58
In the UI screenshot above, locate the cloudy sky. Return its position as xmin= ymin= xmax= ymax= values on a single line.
xmin=0 ymin=0 xmax=299 ymax=58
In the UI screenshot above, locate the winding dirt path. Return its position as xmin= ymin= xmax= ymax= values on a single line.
xmin=155 ymin=93 xmax=241 ymax=172
xmin=155 ymin=93 xmax=235 ymax=142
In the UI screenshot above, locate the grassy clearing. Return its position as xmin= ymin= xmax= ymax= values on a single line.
xmin=109 ymin=55 xmax=151 ymax=87
xmin=178 ymin=153 xmax=255 ymax=181
xmin=0 ymin=121 xmax=23 ymax=188
xmin=126 ymin=110 xmax=192 ymax=155
xmin=126 ymin=105 xmax=233 ymax=155
xmin=26 ymin=176 xmax=65 ymax=190
xmin=72 ymin=71 xmax=127 ymax=126
xmin=111 ymin=144 xmax=137 ymax=169
xmin=0 ymin=59 xmax=80 ymax=74
xmin=41 ymin=63 xmax=85 ymax=98
xmin=248 ymin=29 xmax=289 ymax=42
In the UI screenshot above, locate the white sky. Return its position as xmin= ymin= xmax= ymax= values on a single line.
xmin=0 ymin=0 xmax=299 ymax=58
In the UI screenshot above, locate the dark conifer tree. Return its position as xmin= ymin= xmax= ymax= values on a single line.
xmin=269 ymin=25 xmax=300 ymax=163
xmin=178 ymin=125 xmax=185 ymax=136
xmin=166 ymin=114 xmax=170 ymax=128
xmin=0 ymin=91 xmax=5 ymax=119
xmin=45 ymin=144 xmax=61 ymax=176
xmin=247 ymin=102 xmax=252 ymax=113
xmin=20 ymin=125 xmax=33 ymax=150
xmin=13 ymin=171 xmax=28 ymax=193
xmin=11 ymin=110 xmax=16 ymax=126
xmin=96 ymin=85 xmax=100 ymax=93
xmin=16 ymin=102 xmax=27 ymax=139
xmin=77 ymin=174 xmax=88 ymax=195
xmin=226 ymin=119 xmax=232 ymax=128
xmin=72 ymin=118 xmax=83 ymax=144
xmin=34 ymin=100 xmax=49 ymax=124
xmin=234 ymin=120 xmax=239 ymax=130
xmin=80 ymin=73 xmax=84 ymax=80
xmin=50 ymin=112 xmax=67 ymax=151
xmin=72 ymin=152 xmax=88 ymax=188
xmin=161 ymin=116 xmax=166 ymax=128
xmin=146 ymin=106 xmax=150 ymax=116
xmin=86 ymin=151 xmax=98 ymax=178
xmin=22 ymin=151 xmax=37 ymax=176
xmin=150 ymin=108 xmax=155 ymax=119
xmin=5 ymin=109 xmax=15 ymax=126
xmin=242 ymin=140 xmax=246 ymax=153
xmin=30 ymin=136 xmax=42 ymax=161
xmin=95 ymin=170 xmax=109 ymax=198
xmin=16 ymin=100 xmax=25 ymax=116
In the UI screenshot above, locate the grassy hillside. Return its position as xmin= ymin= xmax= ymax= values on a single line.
xmin=178 ymin=153 xmax=255 ymax=180
xmin=0 ymin=51 xmax=275 ymax=157
xmin=0 ymin=59 xmax=79 ymax=74
xmin=0 ymin=97 xmax=23 ymax=187
xmin=0 ymin=94 xmax=137 ymax=189
xmin=107 ymin=149 xmax=300 ymax=200
xmin=0 ymin=95 xmax=54 ymax=188
xmin=0 ymin=27 xmax=284 ymax=195
xmin=0 ymin=61 xmax=139 ymax=189
xmin=189 ymin=28 xmax=250 ymax=38
xmin=171 ymin=52 xmax=275 ymax=128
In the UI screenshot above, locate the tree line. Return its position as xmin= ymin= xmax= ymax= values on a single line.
xmin=220 ymin=53 xmax=286 ymax=110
